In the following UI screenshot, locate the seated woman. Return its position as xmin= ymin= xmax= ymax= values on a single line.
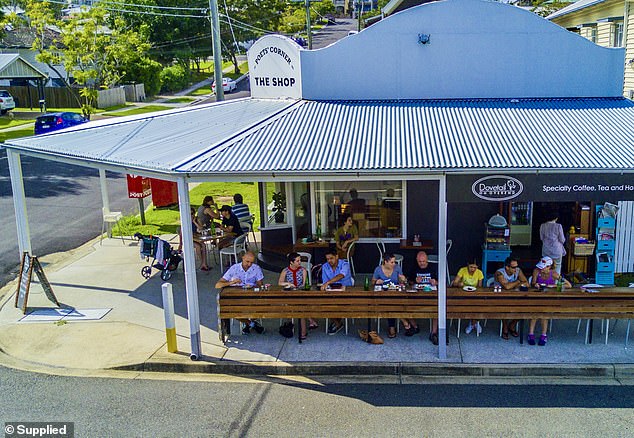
xmin=452 ymin=260 xmax=484 ymax=335
xmin=372 ymin=253 xmax=408 ymax=339
xmin=334 ymin=214 xmax=359 ymax=260
xmin=178 ymin=207 xmax=209 ymax=271
xmin=528 ymin=256 xmax=571 ymax=346
xmin=278 ymin=252 xmax=318 ymax=340
xmin=197 ymin=195 xmax=220 ymax=229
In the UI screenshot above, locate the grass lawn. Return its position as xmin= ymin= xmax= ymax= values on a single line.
xmin=0 ymin=127 xmax=35 ymax=142
xmin=164 ymin=97 xmax=195 ymax=104
xmin=188 ymin=87 xmax=212 ymax=96
xmin=113 ymin=181 xmax=261 ymax=237
xmin=0 ymin=118 xmax=34 ymax=129
xmin=103 ymin=105 xmax=173 ymax=117
xmin=226 ymin=62 xmax=249 ymax=80
xmin=16 ymin=107 xmax=105 ymax=114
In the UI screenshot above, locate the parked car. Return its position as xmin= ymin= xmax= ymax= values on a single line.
xmin=212 ymin=77 xmax=237 ymax=94
xmin=0 ymin=90 xmax=16 ymax=114
xmin=34 ymin=112 xmax=88 ymax=135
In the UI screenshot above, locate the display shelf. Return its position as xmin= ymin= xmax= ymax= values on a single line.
xmin=595 ymin=205 xmax=616 ymax=285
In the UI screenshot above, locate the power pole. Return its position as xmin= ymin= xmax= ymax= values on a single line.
xmin=209 ymin=0 xmax=224 ymax=101
xmin=305 ymin=0 xmax=312 ymax=49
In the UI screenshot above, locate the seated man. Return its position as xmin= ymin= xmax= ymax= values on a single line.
xmin=494 ymin=255 xmax=529 ymax=340
xmin=232 ymin=193 xmax=252 ymax=233
xmin=218 ymin=205 xmax=244 ymax=250
xmin=408 ymin=251 xmax=439 ymax=344
xmin=321 ymin=247 xmax=354 ymax=335
xmin=215 ymin=251 xmax=265 ymax=334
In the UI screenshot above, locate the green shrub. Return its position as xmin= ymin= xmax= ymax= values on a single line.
xmin=160 ymin=65 xmax=189 ymax=93
xmin=121 ymin=58 xmax=163 ymax=96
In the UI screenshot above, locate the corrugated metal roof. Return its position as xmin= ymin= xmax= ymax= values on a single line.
xmin=546 ymin=0 xmax=607 ymax=20
xmin=6 ymin=98 xmax=297 ymax=172
xmin=6 ymin=97 xmax=634 ymax=177
xmin=185 ymin=98 xmax=634 ymax=174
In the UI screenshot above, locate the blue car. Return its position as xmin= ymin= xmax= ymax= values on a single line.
xmin=34 ymin=112 xmax=87 ymax=135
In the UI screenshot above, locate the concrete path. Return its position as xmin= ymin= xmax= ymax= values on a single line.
xmin=0 ymin=235 xmax=633 ymax=379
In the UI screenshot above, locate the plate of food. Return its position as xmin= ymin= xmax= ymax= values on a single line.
xmin=415 ymin=284 xmax=425 ymax=290
xmin=463 ymin=286 xmax=477 ymax=292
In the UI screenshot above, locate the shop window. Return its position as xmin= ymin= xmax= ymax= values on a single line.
xmin=263 ymin=182 xmax=288 ymax=227
xmin=314 ymin=181 xmax=403 ymax=239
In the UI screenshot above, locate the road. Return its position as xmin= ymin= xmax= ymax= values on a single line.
xmin=1 ymin=366 xmax=633 ymax=436
xmin=0 ymin=148 xmax=138 ymax=287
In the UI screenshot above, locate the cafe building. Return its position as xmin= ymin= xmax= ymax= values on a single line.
xmin=5 ymin=0 xmax=634 ymax=358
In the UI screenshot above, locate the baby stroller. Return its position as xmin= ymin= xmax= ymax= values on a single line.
xmin=134 ymin=233 xmax=182 ymax=281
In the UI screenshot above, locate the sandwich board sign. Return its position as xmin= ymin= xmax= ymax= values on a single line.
xmin=15 ymin=252 xmax=59 ymax=313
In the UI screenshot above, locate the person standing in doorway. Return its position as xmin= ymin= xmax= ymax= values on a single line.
xmin=540 ymin=209 xmax=566 ymax=275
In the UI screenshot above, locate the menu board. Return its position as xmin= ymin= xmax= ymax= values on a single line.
xmin=15 ymin=253 xmax=59 ymax=313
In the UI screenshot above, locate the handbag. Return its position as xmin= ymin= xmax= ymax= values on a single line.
xmin=279 ymin=321 xmax=294 ymax=338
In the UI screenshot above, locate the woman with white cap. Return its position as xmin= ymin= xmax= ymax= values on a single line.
xmin=528 ymin=256 xmax=571 ymax=345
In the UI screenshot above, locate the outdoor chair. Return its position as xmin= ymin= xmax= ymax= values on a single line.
xmin=375 ymin=239 xmax=403 ymax=267
xmin=346 ymin=241 xmax=357 ymax=278
xmin=239 ymin=215 xmax=258 ymax=252
xmin=219 ymin=234 xmax=247 ymax=268
xmin=427 ymin=239 xmax=453 ymax=284
xmin=297 ymin=251 xmax=312 ymax=284
xmin=101 ymin=208 xmax=124 ymax=245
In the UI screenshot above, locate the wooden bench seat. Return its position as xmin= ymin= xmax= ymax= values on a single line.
xmin=217 ymin=286 xmax=634 ymax=344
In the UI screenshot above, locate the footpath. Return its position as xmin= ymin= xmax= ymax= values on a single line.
xmin=0 ymin=236 xmax=633 ymax=381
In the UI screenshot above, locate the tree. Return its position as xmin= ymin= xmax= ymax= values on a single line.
xmin=25 ymin=1 xmax=156 ymax=117
xmin=219 ymin=0 xmax=288 ymax=74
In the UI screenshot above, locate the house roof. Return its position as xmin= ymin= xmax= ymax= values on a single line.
xmin=546 ymin=0 xmax=608 ymax=20
xmin=0 ymin=53 xmax=48 ymax=79
xmin=5 ymin=97 xmax=634 ymax=179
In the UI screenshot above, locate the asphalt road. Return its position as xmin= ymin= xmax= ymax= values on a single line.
xmin=0 ymin=148 xmax=139 ymax=287
xmin=1 ymin=366 xmax=633 ymax=436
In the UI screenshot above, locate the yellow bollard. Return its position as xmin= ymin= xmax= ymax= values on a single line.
xmin=162 ymin=283 xmax=178 ymax=353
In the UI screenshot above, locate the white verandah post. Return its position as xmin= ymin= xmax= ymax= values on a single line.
xmin=437 ymin=174 xmax=447 ymax=360
xmin=177 ymin=177 xmax=202 ymax=360
xmin=7 ymin=149 xmax=32 ymax=256
xmin=99 ymin=169 xmax=110 ymax=214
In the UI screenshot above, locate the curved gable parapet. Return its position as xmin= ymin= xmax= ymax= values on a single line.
xmin=301 ymin=0 xmax=625 ymax=100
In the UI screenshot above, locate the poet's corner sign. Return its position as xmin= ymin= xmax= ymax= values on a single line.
xmin=247 ymin=35 xmax=302 ymax=99
xmin=15 ymin=252 xmax=59 ymax=314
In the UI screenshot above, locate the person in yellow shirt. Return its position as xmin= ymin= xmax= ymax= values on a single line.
xmin=452 ymin=260 xmax=484 ymax=335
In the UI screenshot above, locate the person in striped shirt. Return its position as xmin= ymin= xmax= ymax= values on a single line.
xmin=232 ymin=193 xmax=252 ymax=233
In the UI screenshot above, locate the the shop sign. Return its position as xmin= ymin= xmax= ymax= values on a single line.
xmin=247 ymin=35 xmax=302 ymax=99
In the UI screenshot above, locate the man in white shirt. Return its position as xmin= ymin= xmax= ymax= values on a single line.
xmin=215 ymin=251 xmax=265 ymax=334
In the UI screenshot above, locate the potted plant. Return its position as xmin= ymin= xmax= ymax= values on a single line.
xmin=272 ymin=191 xmax=286 ymax=223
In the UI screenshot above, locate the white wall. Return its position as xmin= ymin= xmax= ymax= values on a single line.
xmin=300 ymin=0 xmax=625 ymax=100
